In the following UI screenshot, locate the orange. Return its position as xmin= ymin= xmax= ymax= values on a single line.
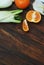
xmin=22 ymin=19 xmax=29 ymax=32
xmin=26 ymin=10 xmax=41 ymax=23
xmin=14 ymin=0 xmax=30 ymax=9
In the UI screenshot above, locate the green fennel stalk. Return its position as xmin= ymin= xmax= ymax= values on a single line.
xmin=0 ymin=9 xmax=23 ymax=23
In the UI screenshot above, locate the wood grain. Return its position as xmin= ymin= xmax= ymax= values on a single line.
xmin=0 ymin=0 xmax=44 ymax=65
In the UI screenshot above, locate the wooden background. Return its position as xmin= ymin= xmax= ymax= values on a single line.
xmin=0 ymin=0 xmax=44 ymax=65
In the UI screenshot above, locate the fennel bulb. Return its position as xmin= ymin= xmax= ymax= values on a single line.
xmin=0 ymin=0 xmax=12 ymax=8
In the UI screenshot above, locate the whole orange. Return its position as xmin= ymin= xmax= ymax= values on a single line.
xmin=14 ymin=0 xmax=30 ymax=9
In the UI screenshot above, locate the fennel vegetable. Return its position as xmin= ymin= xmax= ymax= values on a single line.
xmin=0 ymin=9 xmax=23 ymax=23
xmin=0 ymin=0 xmax=13 ymax=8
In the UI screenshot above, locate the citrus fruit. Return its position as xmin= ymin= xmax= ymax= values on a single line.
xmin=26 ymin=10 xmax=41 ymax=23
xmin=22 ymin=19 xmax=29 ymax=32
xmin=14 ymin=0 xmax=30 ymax=9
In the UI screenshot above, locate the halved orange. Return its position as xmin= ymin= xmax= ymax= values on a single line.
xmin=26 ymin=10 xmax=41 ymax=23
xmin=22 ymin=19 xmax=29 ymax=32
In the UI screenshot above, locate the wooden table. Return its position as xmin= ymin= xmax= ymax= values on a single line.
xmin=0 ymin=0 xmax=44 ymax=65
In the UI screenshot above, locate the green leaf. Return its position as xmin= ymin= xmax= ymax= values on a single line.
xmin=14 ymin=15 xmax=22 ymax=21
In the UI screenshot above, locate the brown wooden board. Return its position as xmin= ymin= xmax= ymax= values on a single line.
xmin=0 ymin=0 xmax=44 ymax=65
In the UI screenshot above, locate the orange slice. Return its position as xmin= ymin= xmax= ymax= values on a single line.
xmin=22 ymin=19 xmax=29 ymax=32
xmin=26 ymin=10 xmax=41 ymax=23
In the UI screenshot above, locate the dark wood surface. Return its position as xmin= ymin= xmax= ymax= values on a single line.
xmin=0 ymin=0 xmax=44 ymax=65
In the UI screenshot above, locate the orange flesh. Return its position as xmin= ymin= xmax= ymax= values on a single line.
xmin=26 ymin=10 xmax=34 ymax=21
xmin=22 ymin=19 xmax=29 ymax=32
xmin=35 ymin=12 xmax=41 ymax=22
xmin=26 ymin=10 xmax=41 ymax=23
